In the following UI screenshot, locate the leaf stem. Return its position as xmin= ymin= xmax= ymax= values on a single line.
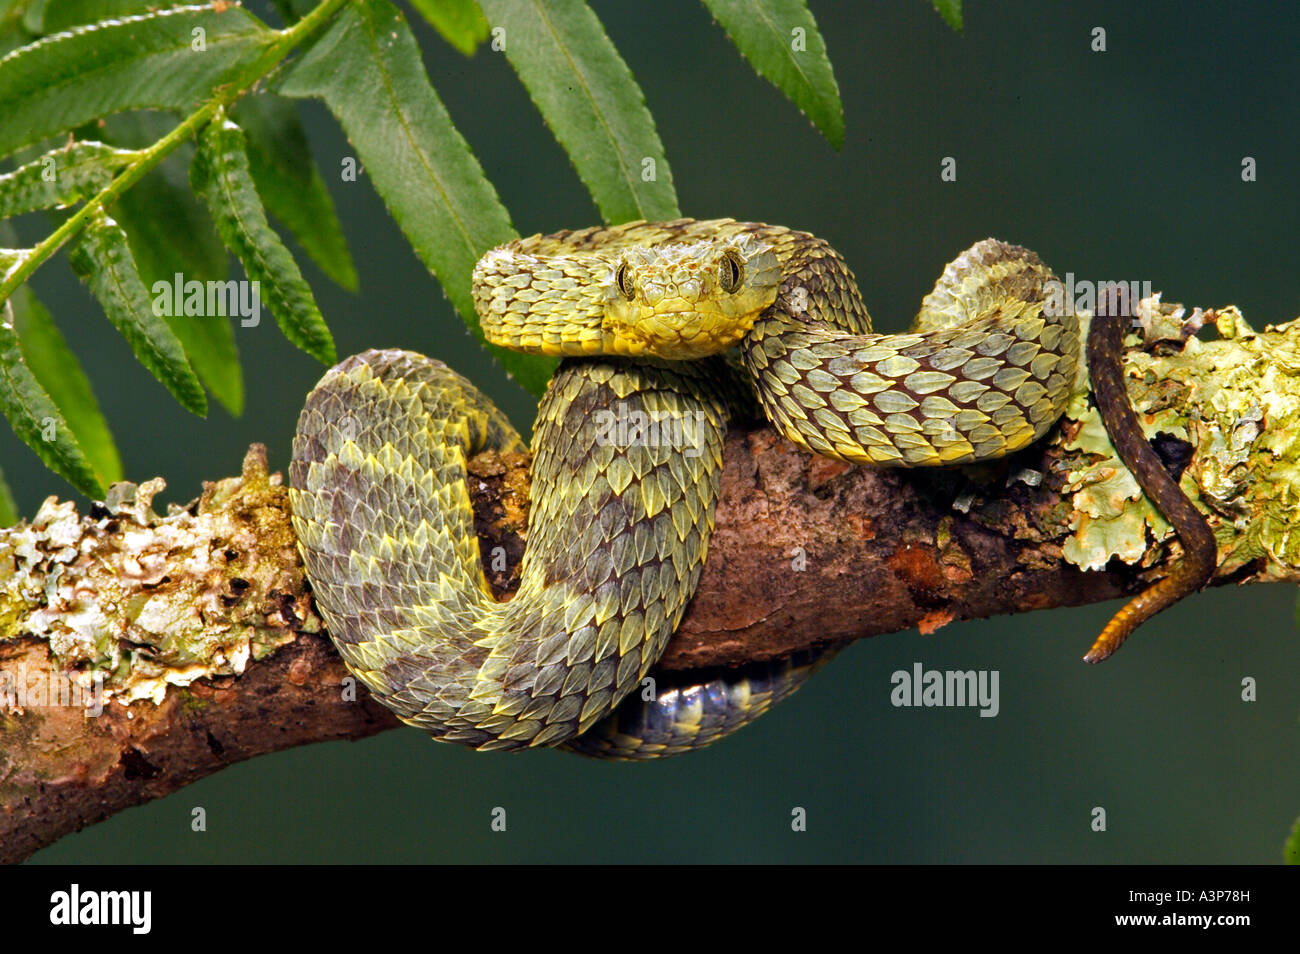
xmin=0 ymin=0 xmax=351 ymax=306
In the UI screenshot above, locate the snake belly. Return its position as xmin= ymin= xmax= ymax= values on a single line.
xmin=290 ymin=220 xmax=1079 ymax=759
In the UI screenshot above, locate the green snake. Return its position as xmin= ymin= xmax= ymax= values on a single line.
xmin=288 ymin=219 xmax=1214 ymax=759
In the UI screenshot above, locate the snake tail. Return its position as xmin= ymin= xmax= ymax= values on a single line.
xmin=1082 ymin=294 xmax=1217 ymax=663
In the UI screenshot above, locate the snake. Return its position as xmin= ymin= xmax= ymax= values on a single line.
xmin=1082 ymin=288 xmax=1216 ymax=661
xmin=288 ymin=218 xmax=1215 ymax=759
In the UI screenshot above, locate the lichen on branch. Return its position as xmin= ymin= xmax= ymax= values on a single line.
xmin=1 ymin=295 xmax=1298 ymax=862
xmin=1 ymin=446 xmax=314 ymax=709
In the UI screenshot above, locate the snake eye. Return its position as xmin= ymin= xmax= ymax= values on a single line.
xmin=720 ymin=249 xmax=744 ymax=294
xmin=615 ymin=262 xmax=635 ymax=300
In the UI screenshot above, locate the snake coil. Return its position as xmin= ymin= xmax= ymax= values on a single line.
xmin=289 ymin=220 xmax=1208 ymax=759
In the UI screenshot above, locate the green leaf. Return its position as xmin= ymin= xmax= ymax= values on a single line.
xmin=0 ymin=4 xmax=276 ymax=158
xmin=1 ymin=246 xmax=30 ymax=282
xmin=700 ymin=0 xmax=845 ymax=148
xmin=0 ymin=0 xmax=27 ymax=28
xmin=478 ymin=0 xmax=678 ymax=223
xmin=0 ymin=141 xmax=137 ymax=218
xmin=18 ymin=0 xmax=42 ymax=32
xmin=278 ymin=0 xmax=556 ymax=395
xmin=100 ymin=113 xmax=228 ymax=289
xmin=1287 ymin=811 xmax=1300 ymax=864
xmin=68 ymin=211 xmax=208 ymax=416
xmin=27 ymin=0 xmax=160 ymax=34
xmin=0 ymin=25 xmax=32 ymax=56
xmin=232 ymin=93 xmax=358 ymax=292
xmin=191 ymin=116 xmax=336 ymax=366
xmin=0 ymin=462 xmax=17 ymax=525
xmin=10 ymin=284 xmax=122 ymax=484
xmin=0 ymin=0 xmax=34 ymax=55
xmin=930 ymin=0 xmax=963 ymax=32
xmin=0 ymin=299 xmax=103 ymax=497
xmin=408 ymin=0 xmax=489 ymax=56
xmin=157 ymin=303 xmax=243 ymax=416
xmin=100 ymin=113 xmax=244 ymax=414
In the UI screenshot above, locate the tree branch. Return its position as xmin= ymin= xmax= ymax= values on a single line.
xmin=2 ymin=302 xmax=1297 ymax=861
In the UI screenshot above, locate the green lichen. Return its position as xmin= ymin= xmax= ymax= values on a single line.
xmin=179 ymin=690 xmax=211 ymax=714
xmin=1061 ymin=300 xmax=1300 ymax=580
xmin=0 ymin=446 xmax=312 ymax=707
xmin=936 ymin=516 xmax=953 ymax=550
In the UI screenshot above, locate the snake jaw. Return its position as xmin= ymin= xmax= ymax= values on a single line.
xmin=600 ymin=307 xmax=759 ymax=359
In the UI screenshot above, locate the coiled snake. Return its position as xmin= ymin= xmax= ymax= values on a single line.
xmin=288 ymin=219 xmax=1214 ymax=759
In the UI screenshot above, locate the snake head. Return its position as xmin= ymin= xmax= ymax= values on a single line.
xmin=601 ymin=236 xmax=780 ymax=359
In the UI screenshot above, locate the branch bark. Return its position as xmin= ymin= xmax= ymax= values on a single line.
xmin=2 ymin=305 xmax=1297 ymax=862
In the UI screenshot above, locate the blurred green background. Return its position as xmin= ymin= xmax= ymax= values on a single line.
xmin=10 ymin=0 xmax=1299 ymax=862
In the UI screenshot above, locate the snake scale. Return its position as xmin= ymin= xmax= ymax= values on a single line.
xmin=289 ymin=219 xmax=1214 ymax=759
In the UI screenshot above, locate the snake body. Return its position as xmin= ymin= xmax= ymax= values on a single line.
xmin=288 ymin=219 xmax=1188 ymax=759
